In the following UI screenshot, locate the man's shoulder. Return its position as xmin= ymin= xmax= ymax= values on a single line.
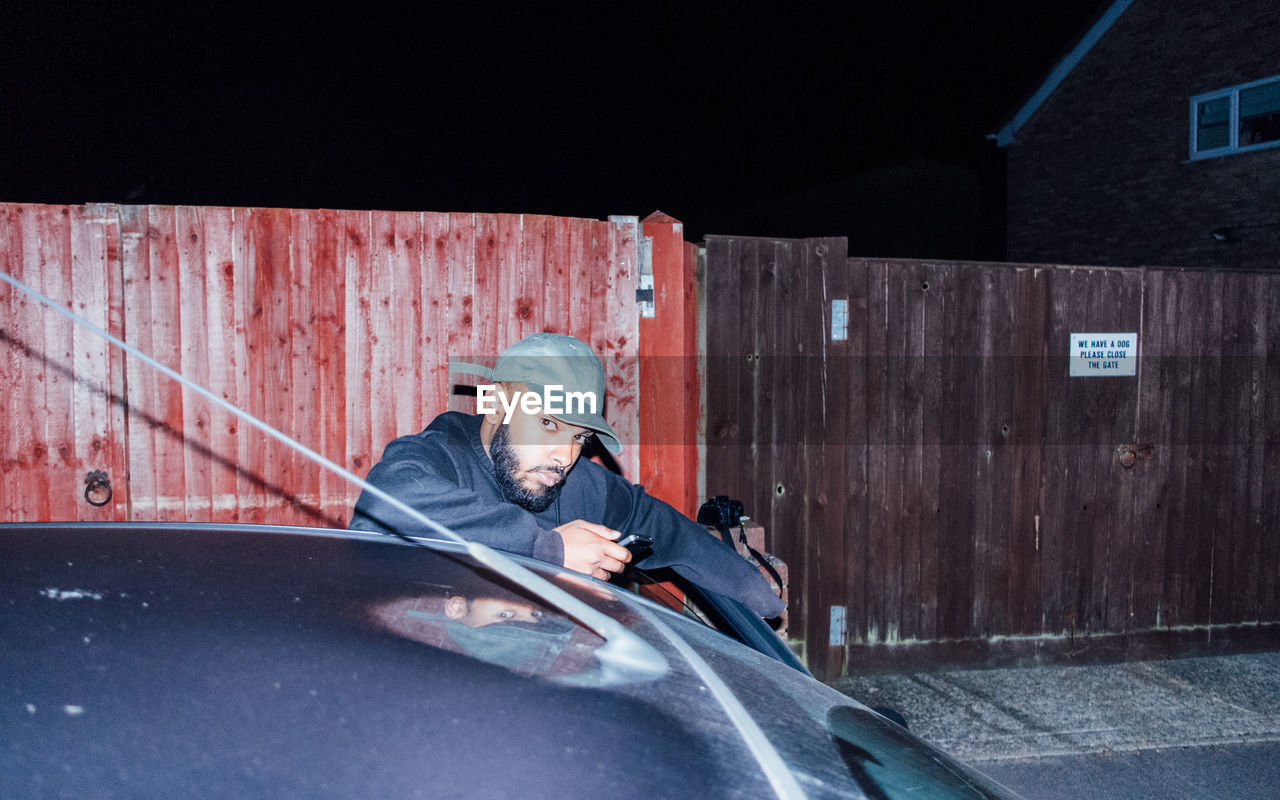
xmin=423 ymin=410 xmax=480 ymax=440
xmin=378 ymin=412 xmax=479 ymax=464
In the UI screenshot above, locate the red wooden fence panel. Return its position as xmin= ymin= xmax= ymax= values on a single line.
xmin=1 ymin=203 xmax=662 ymax=527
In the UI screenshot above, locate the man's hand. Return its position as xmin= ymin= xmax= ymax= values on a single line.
xmin=554 ymin=519 xmax=632 ymax=580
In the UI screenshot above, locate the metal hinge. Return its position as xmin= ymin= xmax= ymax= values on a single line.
xmin=829 ymin=605 xmax=847 ymax=646
xmin=637 ymin=234 xmax=654 ymax=317
xmin=831 ymin=299 xmax=848 ymax=341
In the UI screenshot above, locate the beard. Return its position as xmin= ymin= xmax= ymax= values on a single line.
xmin=490 ymin=425 xmax=566 ymax=513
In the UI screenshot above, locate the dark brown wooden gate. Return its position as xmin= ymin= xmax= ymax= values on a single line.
xmin=704 ymin=235 xmax=1280 ymax=679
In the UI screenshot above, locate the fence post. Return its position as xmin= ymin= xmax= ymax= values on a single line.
xmin=637 ymin=211 xmax=699 ymax=516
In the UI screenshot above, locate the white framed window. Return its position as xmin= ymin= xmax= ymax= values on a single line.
xmin=1190 ymin=74 xmax=1280 ymax=159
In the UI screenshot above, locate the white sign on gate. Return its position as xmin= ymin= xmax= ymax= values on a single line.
xmin=1069 ymin=332 xmax=1138 ymax=377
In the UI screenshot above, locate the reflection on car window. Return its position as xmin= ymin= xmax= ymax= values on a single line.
xmin=626 ymin=569 xmax=716 ymax=627
xmin=370 ymin=593 xmax=600 ymax=676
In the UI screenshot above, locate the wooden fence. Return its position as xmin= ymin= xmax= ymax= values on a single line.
xmin=704 ymin=235 xmax=1280 ymax=678
xmin=9 ymin=205 xmax=1276 ymax=681
xmin=1 ymin=203 xmax=699 ymax=526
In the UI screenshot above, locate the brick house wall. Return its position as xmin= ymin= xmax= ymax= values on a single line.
xmin=1007 ymin=0 xmax=1280 ymax=269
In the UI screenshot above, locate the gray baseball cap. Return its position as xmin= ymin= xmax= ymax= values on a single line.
xmin=451 ymin=333 xmax=622 ymax=454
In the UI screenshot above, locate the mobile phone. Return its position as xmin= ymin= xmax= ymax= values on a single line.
xmin=615 ymin=533 xmax=654 ymax=550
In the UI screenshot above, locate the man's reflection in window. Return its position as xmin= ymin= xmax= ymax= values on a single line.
xmin=370 ymin=592 xmax=598 ymax=677
xmin=442 ymin=595 xmax=545 ymax=627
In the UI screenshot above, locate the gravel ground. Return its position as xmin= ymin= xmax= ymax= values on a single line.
xmin=829 ymin=650 xmax=1280 ymax=764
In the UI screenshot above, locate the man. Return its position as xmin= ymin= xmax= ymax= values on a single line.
xmin=350 ymin=332 xmax=784 ymax=619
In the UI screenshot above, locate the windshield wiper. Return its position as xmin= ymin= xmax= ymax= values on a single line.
xmin=0 ymin=268 xmax=668 ymax=684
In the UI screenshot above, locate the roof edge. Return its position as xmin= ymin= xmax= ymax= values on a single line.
xmin=989 ymin=0 xmax=1135 ymax=147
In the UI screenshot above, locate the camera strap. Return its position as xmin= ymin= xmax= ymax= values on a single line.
xmin=708 ymin=518 xmax=783 ymax=599
xmin=734 ymin=522 xmax=784 ymax=597
xmin=699 ymin=496 xmax=783 ymax=600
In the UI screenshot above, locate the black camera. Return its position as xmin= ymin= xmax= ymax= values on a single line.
xmin=697 ymin=495 xmax=744 ymax=531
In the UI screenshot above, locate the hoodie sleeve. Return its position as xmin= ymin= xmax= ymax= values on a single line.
xmin=349 ymin=435 xmax=564 ymax=564
xmin=598 ymin=475 xmax=786 ymax=619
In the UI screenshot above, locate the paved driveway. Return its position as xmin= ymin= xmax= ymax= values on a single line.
xmin=832 ymin=650 xmax=1280 ymax=799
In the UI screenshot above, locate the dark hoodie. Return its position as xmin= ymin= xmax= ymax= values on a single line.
xmin=350 ymin=412 xmax=785 ymax=618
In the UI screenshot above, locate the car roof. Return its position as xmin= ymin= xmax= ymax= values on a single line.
xmin=1 ymin=522 xmax=775 ymax=799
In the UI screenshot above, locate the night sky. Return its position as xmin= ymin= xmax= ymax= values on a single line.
xmin=2 ymin=2 xmax=1107 ymax=260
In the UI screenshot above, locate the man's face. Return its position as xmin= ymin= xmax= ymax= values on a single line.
xmin=487 ymin=383 xmax=593 ymax=512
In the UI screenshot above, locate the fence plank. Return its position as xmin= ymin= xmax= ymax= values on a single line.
xmin=588 ymin=220 xmax=615 ymax=457
xmin=98 ymin=204 xmax=130 ymax=522
xmin=936 ymin=262 xmax=982 ymax=638
xmin=680 ymin=241 xmax=700 ymax=513
xmin=1092 ymin=267 xmax=1140 ymax=635
xmin=420 ymin=212 xmax=450 ymax=425
xmin=68 ymin=206 xmax=117 ymax=521
xmin=1217 ymin=273 xmax=1255 ymax=623
xmin=565 ymin=219 xmax=593 ymax=351
xmin=142 ymin=206 xmax=187 ymax=520
xmin=1132 ymin=269 xmax=1175 ymax=629
xmin=36 ymin=208 xmax=78 ymax=520
xmin=751 ymin=238 xmax=777 ymax=533
xmin=473 ymin=213 xmax=501 ymax=380
xmin=738 ymin=236 xmax=768 ymax=544
xmin=519 ymin=214 xmax=548 ymax=339
xmin=806 ymin=238 xmax=849 ymax=676
xmin=1191 ymin=272 xmax=1229 ymax=627
xmin=1241 ymin=273 xmax=1276 ymax=621
xmin=1009 ymin=266 xmax=1047 ymax=635
xmin=496 ymin=213 xmax=523 ymax=352
xmin=897 ymin=259 xmax=928 ymax=643
xmin=1263 ymin=277 xmax=1280 ymax=620
xmin=1167 ymin=269 xmax=1212 ymax=627
xmin=1045 ymin=267 xmax=1091 ymax=635
xmin=285 ymin=209 xmax=324 ymax=523
xmin=17 ymin=207 xmax=52 ymax=519
xmin=307 ymin=209 xmax=352 ymax=523
xmin=916 ymin=261 xmax=947 ymax=643
xmin=257 ymin=208 xmax=298 ymax=517
xmin=116 ymin=206 xmax=155 ymax=521
xmin=366 ymin=210 xmax=397 ymax=449
xmin=0 ymin=205 xmax=22 ymax=519
xmin=864 ymin=258 xmax=899 ymax=643
xmin=844 ymin=258 xmax=872 ymax=647
xmin=233 ymin=207 xmax=264 ymax=521
xmin=703 ymin=236 xmax=745 ymax=505
xmin=541 ymin=216 xmax=569 ymax=338
xmin=367 ymin=211 xmax=416 ymax=450
xmin=444 ymin=212 xmax=476 ymax=416
xmin=0 ymin=206 xmax=42 ymax=520
xmin=197 ymin=207 xmax=238 ymax=521
xmin=975 ymin=267 xmax=1010 ymax=637
xmin=921 ymin=262 xmax=952 ymax=642
xmin=604 ymin=218 xmax=641 ymax=479
xmin=762 ymin=239 xmax=801 ymax=637
xmin=173 ymin=207 xmax=214 ymax=520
